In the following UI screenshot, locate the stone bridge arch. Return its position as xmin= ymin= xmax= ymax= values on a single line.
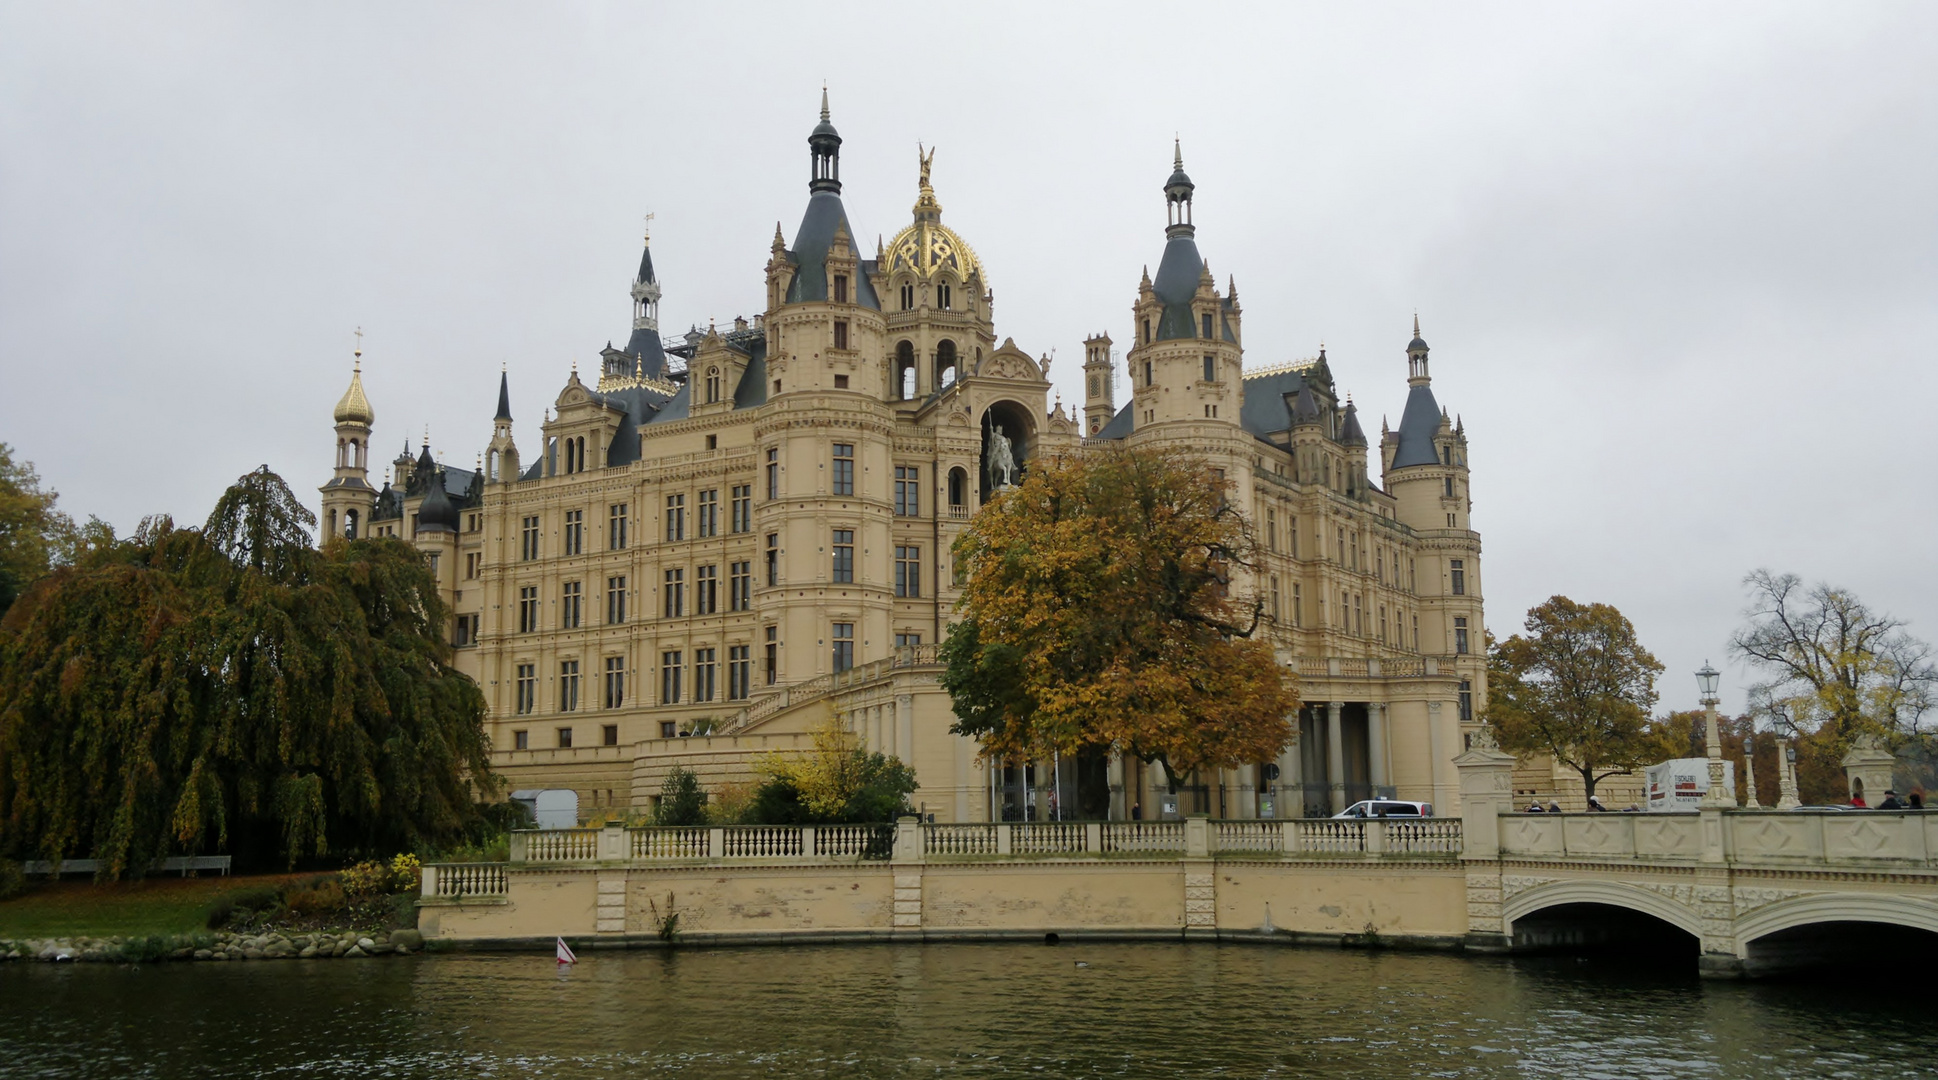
xmin=1736 ymin=892 xmax=1938 ymax=943
xmin=1502 ymin=878 xmax=1705 ymax=942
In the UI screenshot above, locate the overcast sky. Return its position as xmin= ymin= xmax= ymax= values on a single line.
xmin=2 ymin=3 xmax=1933 ymax=714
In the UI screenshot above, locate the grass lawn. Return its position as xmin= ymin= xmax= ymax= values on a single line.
xmin=0 ymin=874 xmax=302 ymax=939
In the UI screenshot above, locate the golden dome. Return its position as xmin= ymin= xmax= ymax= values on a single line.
xmin=334 ymin=363 xmax=374 ymax=425
xmin=883 ymin=147 xmax=987 ymax=288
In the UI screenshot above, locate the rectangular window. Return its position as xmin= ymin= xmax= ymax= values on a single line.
xmin=609 ymin=503 xmax=629 ymax=550
xmin=513 ymin=729 xmax=528 ymax=751
xmin=766 ymin=449 xmax=780 ymax=500
xmin=604 ymin=656 xmax=625 ymax=709
xmin=1144 ymin=360 xmax=1153 ymax=386
xmin=515 ymin=663 xmax=536 ymax=715
xmin=1380 ymin=605 xmax=1388 ymax=643
xmin=895 ymin=545 xmax=921 ymax=598
xmin=833 ymin=319 xmax=849 ymax=350
xmin=1455 ymin=616 xmax=1470 ymax=655
xmin=1201 ymin=313 xmax=1214 ymax=339
xmin=894 ymin=466 xmax=919 ymax=516
xmin=1203 ymin=355 xmax=1215 ymax=382
xmin=833 ymin=273 xmax=848 ymax=303
xmin=660 ymin=650 xmax=683 ymax=704
xmin=602 ymin=724 xmax=619 ymax=747
xmin=831 ymin=622 xmax=854 ymax=673
xmin=1459 ymin=680 xmax=1474 ymax=722
xmin=1290 ymin=516 xmax=1299 ymax=558
xmin=1354 ymin=594 xmax=1363 ymax=636
xmin=663 ymin=568 xmax=684 ymax=618
xmin=559 ymin=660 xmax=580 ymax=712
xmin=764 ymin=625 xmax=778 ymax=685
xmin=557 ymin=726 xmax=573 ymax=749
xmin=730 ymin=561 xmax=752 ymax=611
xmin=520 ymin=516 xmax=540 ymax=561
xmin=832 ymin=529 xmax=854 ymax=583
xmin=1450 ymin=558 xmax=1466 ymax=596
xmin=695 ymin=564 xmax=718 ymax=615
xmin=607 ymin=575 xmax=627 ymax=624
xmin=453 ymin=613 xmax=477 ymax=647
xmin=1269 ymin=576 xmax=1280 ymax=621
xmin=697 ymin=489 xmax=719 ymax=538
xmin=1413 ymin=613 xmax=1420 ymax=650
xmin=659 ymin=721 xmax=676 ymax=739
xmin=561 ymin=581 xmax=582 ymax=629
xmin=895 ymin=632 xmax=921 ymax=648
xmin=728 ymin=644 xmax=751 ymax=701
xmin=731 ymin=485 xmax=752 ymax=533
xmin=664 ymin=494 xmax=685 ymax=541
xmin=464 ymin=552 xmax=482 ymax=579
xmin=693 ymin=647 xmax=716 ymax=703
xmin=518 ymin=586 xmax=539 ymax=633
xmin=563 ymin=509 xmax=584 ymax=556
xmin=831 ymin=443 xmax=855 ymax=496
xmin=1266 ymin=509 xmax=1277 ymax=553
xmin=765 ymin=533 xmax=779 ymax=586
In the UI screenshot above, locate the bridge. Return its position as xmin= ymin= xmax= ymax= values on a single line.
xmin=419 ymin=741 xmax=1938 ymax=977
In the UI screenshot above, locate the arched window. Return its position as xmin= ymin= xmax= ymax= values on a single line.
xmin=936 ymin=339 xmax=958 ymax=389
xmin=938 ymin=281 xmax=952 ymax=311
xmin=948 ymin=466 xmax=968 ymax=508
xmin=900 ymin=282 xmax=915 ymax=311
xmin=578 ymin=436 xmax=588 ymax=472
xmin=489 ymin=449 xmax=500 ymax=481
xmin=896 ymin=340 xmax=916 ymax=400
xmin=706 ymin=367 xmax=721 ymax=404
xmin=344 ymin=509 xmax=359 ymax=539
xmin=328 ymin=509 xmax=338 ymax=537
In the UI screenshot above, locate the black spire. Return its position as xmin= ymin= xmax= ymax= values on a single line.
xmin=495 ymin=370 xmax=512 ymax=422
xmin=809 ymin=87 xmax=842 ymax=195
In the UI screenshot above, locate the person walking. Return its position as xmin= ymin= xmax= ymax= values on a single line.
xmin=1587 ymin=795 xmax=1608 ymax=813
xmin=1911 ymin=790 xmax=1927 ymax=810
xmin=1879 ymin=790 xmax=1905 ymax=810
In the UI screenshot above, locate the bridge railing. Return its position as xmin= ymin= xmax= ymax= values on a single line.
xmin=1495 ymin=809 xmax=1938 ymax=867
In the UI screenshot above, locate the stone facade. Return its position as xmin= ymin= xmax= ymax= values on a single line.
xmin=317 ymin=100 xmax=1486 ymax=821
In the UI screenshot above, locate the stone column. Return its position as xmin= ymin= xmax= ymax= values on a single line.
xmin=1107 ymin=752 xmax=1127 ymax=820
xmin=1235 ymin=765 xmax=1257 ymax=819
xmin=1368 ymin=702 xmax=1390 ymax=796
xmin=1428 ymin=700 xmax=1454 ymax=814
xmin=1326 ymin=701 xmax=1347 ymax=813
xmin=897 ymin=694 xmax=915 ymax=768
xmin=1453 ymin=730 xmax=1517 ymax=952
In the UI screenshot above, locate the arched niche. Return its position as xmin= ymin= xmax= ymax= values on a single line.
xmin=979 ymin=399 xmax=1037 ymax=504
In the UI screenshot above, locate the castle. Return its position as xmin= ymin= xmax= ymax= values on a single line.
xmin=319 ymin=95 xmax=1487 ymax=821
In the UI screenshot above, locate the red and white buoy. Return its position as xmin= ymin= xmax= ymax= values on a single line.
xmin=556 ymin=936 xmax=577 ymax=965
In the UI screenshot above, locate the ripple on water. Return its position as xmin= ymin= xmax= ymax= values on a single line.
xmin=0 ymin=944 xmax=1934 ymax=1078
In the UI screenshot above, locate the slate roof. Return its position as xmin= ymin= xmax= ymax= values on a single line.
xmin=785 ymin=192 xmax=882 ymax=308
xmin=1390 ymin=383 xmax=1443 ymax=468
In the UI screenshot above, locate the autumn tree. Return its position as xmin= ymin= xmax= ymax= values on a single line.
xmin=1730 ymin=569 xmax=1936 ymax=750
xmin=0 ymin=466 xmax=495 ymax=877
xmin=1485 ymin=596 xmax=1675 ymax=800
xmin=940 ymin=444 xmax=1297 ymax=792
xmin=0 ymin=444 xmax=77 ymax=617
xmin=749 ymin=714 xmax=917 ymax=825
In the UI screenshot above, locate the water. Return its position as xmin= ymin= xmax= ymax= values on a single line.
xmin=1 ymin=943 xmax=1932 ymax=1078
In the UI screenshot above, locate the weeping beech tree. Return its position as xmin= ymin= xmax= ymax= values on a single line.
xmin=0 ymin=466 xmax=494 ymax=877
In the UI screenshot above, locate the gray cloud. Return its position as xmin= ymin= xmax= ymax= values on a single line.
xmin=2 ymin=2 xmax=1932 ymax=714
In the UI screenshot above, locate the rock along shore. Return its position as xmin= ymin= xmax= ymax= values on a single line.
xmin=0 ymin=927 xmax=425 ymax=963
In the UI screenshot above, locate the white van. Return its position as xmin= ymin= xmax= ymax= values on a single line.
xmin=1334 ymin=799 xmax=1433 ymax=819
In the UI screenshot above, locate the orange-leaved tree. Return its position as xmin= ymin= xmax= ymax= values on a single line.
xmin=939 ymin=443 xmax=1297 ymax=792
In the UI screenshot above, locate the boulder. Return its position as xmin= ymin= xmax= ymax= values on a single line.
xmin=193 ymin=950 xmax=213 ymax=961
xmin=343 ymin=945 xmax=367 ymax=958
xmin=298 ymin=945 xmax=318 ymax=959
xmin=356 ymin=937 xmax=375 ymax=950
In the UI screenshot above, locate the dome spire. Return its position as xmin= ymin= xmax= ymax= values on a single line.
xmin=911 ymin=143 xmax=942 ymax=223
xmin=809 ymin=86 xmax=842 ymax=195
xmin=333 ymin=328 xmax=375 ymax=425
xmin=1164 ymin=139 xmax=1195 ymax=238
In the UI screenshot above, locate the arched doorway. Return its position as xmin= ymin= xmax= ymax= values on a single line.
xmin=979 ymin=400 xmax=1036 ymax=504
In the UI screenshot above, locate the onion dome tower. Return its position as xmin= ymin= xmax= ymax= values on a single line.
xmin=319 ymin=332 xmax=377 ymax=542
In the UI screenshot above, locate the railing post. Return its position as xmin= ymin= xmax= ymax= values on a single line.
xmin=1084 ymin=821 xmax=1103 ymax=855
xmin=1452 ymin=732 xmax=1517 ymax=952
xmin=801 ymin=825 xmax=817 ymax=858
xmin=1184 ymin=815 xmax=1210 ymax=858
xmin=508 ymin=831 xmax=530 ymax=864
xmin=598 ymin=821 xmax=626 ymax=861
xmin=1365 ymin=818 xmax=1386 ymax=856
xmin=421 ymin=864 xmax=438 ymax=898
xmin=1282 ymin=820 xmax=1299 ymax=855
xmin=708 ymin=826 xmax=726 ymax=859
xmin=996 ymin=823 xmax=1013 ymax=856
xmin=893 ymin=816 xmax=924 ymax=863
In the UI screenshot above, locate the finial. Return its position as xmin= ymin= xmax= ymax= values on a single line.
xmin=1413 ymin=312 xmax=1420 ymax=337
xmin=820 ymin=83 xmax=830 ymax=122
xmin=642 ymin=211 xmax=655 ymax=244
xmin=918 ymin=143 xmax=935 ymax=190
xmin=1173 ymin=136 xmax=1182 ymax=170
xmin=422 ymin=423 xmax=429 ymax=447
xmin=353 ymin=326 xmax=363 ymax=368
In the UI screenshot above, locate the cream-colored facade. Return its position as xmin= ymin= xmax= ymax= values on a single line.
xmin=318 ymin=102 xmax=1486 ymax=821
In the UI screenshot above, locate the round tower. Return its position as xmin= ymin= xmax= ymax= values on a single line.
xmin=319 ymin=335 xmax=376 ymax=541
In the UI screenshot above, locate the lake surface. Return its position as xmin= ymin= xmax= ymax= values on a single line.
xmin=1 ymin=942 xmax=1931 ymax=1078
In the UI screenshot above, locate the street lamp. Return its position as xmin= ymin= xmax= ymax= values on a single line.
xmin=1697 ymin=661 xmax=1734 ymax=807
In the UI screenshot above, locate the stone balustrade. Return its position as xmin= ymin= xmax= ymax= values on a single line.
xmin=1497 ymin=809 xmax=1938 ymax=867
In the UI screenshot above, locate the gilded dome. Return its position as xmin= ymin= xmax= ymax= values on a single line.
xmin=884 ymin=148 xmax=986 ymax=288
xmin=334 ymin=365 xmax=374 ymax=425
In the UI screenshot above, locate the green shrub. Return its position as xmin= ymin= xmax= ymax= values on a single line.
xmin=386 ymin=892 xmax=418 ymax=930
xmin=0 ymin=858 xmax=25 ymax=901
xmin=205 ymin=885 xmax=280 ymax=929
xmin=339 ymin=860 xmax=391 ymax=899
xmin=117 ymin=934 xmax=177 ymax=963
xmin=655 ymin=767 xmax=708 ymax=826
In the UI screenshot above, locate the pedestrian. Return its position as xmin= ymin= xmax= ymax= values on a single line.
xmin=1547 ymin=800 xmax=1563 ymax=814
xmin=1879 ymin=790 xmax=1905 ymax=810
xmin=1911 ymin=789 xmax=1927 ymax=810
xmin=1850 ymin=791 xmax=1868 ymax=808
xmin=1526 ymin=800 xmax=1545 ymax=813
xmin=1587 ymin=795 xmax=1608 ymax=813
xmin=1131 ymin=802 xmax=1142 ymax=821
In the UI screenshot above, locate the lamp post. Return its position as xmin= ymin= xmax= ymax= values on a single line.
xmin=1777 ymin=738 xmax=1802 ymax=809
xmin=1697 ymin=661 xmax=1734 ymax=807
xmin=1742 ymin=731 xmax=1762 ymax=809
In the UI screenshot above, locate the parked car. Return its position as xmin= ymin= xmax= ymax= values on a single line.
xmin=1787 ymin=804 xmax=1858 ymax=812
xmin=1334 ymin=800 xmax=1433 ymax=819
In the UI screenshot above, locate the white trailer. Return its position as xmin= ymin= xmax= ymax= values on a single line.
xmin=1644 ymin=758 xmax=1736 ymax=811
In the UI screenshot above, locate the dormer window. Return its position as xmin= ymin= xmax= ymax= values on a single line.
xmin=705 ymin=368 xmax=721 ymax=404
xmin=1201 ymin=313 xmax=1213 ymax=339
xmin=1142 ymin=319 xmax=1151 ymax=343
xmin=833 ymin=274 xmax=849 ymax=303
